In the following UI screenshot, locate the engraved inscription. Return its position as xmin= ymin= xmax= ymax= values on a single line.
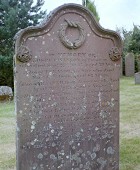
xmin=16 ymin=50 xmax=120 ymax=169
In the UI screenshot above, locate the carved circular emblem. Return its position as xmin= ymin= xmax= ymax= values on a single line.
xmin=109 ymin=47 xmax=121 ymax=61
xmin=59 ymin=19 xmax=86 ymax=49
xmin=16 ymin=45 xmax=32 ymax=62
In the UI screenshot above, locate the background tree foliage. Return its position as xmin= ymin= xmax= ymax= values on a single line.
xmin=117 ymin=25 xmax=140 ymax=73
xmin=1 ymin=0 xmax=140 ymax=88
xmin=128 ymin=25 xmax=140 ymax=54
xmin=82 ymin=0 xmax=100 ymax=21
xmin=0 ymin=0 xmax=46 ymax=89
xmin=128 ymin=25 xmax=140 ymax=72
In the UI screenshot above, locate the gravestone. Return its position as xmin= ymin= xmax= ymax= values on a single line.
xmin=137 ymin=55 xmax=140 ymax=72
xmin=120 ymin=58 xmax=123 ymax=77
xmin=14 ymin=4 xmax=122 ymax=170
xmin=135 ymin=72 xmax=140 ymax=84
xmin=0 ymin=86 xmax=13 ymax=101
xmin=125 ymin=53 xmax=135 ymax=76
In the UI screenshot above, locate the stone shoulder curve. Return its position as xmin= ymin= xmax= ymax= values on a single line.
xmin=14 ymin=3 xmax=122 ymax=52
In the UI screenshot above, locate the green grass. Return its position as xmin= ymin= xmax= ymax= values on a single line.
xmin=120 ymin=77 xmax=140 ymax=170
xmin=0 ymin=102 xmax=16 ymax=170
xmin=120 ymin=138 xmax=140 ymax=170
xmin=0 ymin=77 xmax=140 ymax=170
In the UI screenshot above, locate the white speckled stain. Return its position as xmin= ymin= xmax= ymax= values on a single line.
xmin=107 ymin=98 xmax=115 ymax=107
xmin=80 ymin=128 xmax=84 ymax=132
xmin=37 ymin=153 xmax=43 ymax=159
xmin=51 ymin=102 xmax=57 ymax=107
xmin=49 ymin=72 xmax=53 ymax=77
xmin=100 ymin=110 xmax=108 ymax=118
xmin=95 ymin=127 xmax=99 ymax=131
xmin=19 ymin=110 xmax=23 ymax=114
xmin=28 ymin=37 xmax=34 ymax=41
xmin=47 ymin=33 xmax=51 ymax=36
xmin=60 ymin=126 xmax=63 ymax=130
xmin=93 ymin=144 xmax=100 ymax=152
xmin=91 ymin=152 xmax=96 ymax=160
xmin=31 ymin=121 xmax=36 ymax=132
xmin=107 ymin=146 xmax=115 ymax=154
xmin=42 ymin=41 xmax=45 ymax=45
xmin=30 ymin=138 xmax=37 ymax=145
xmin=32 ymin=163 xmax=38 ymax=169
xmin=50 ymin=154 xmax=57 ymax=160
xmin=110 ymin=98 xmax=115 ymax=107
xmin=30 ymin=96 xmax=34 ymax=102
xmin=52 ymin=142 xmax=56 ymax=147
xmin=23 ymin=115 xmax=116 ymax=169
xmin=31 ymin=125 xmax=35 ymax=130
xmin=115 ymin=63 xmax=120 ymax=67
xmin=51 ymin=129 xmax=54 ymax=133
xmin=98 ymin=91 xmax=102 ymax=106
xmin=16 ymin=126 xmax=20 ymax=132
xmin=97 ymin=157 xmax=107 ymax=169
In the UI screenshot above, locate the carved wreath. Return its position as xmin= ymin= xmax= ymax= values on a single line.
xmin=59 ymin=19 xmax=86 ymax=49
xmin=16 ymin=45 xmax=32 ymax=62
xmin=109 ymin=47 xmax=121 ymax=61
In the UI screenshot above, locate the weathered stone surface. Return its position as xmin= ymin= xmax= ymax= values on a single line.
xmin=125 ymin=53 xmax=135 ymax=76
xmin=135 ymin=72 xmax=140 ymax=84
xmin=120 ymin=57 xmax=123 ymax=77
xmin=14 ymin=4 xmax=122 ymax=170
xmin=137 ymin=55 xmax=140 ymax=72
xmin=0 ymin=86 xmax=13 ymax=101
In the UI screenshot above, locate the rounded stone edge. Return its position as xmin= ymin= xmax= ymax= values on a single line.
xmin=14 ymin=3 xmax=122 ymax=47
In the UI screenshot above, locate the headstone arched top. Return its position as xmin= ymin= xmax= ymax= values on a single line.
xmin=15 ymin=3 xmax=122 ymax=63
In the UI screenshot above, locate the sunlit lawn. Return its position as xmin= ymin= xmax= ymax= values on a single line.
xmin=0 ymin=102 xmax=16 ymax=170
xmin=120 ymin=77 xmax=140 ymax=170
xmin=0 ymin=77 xmax=140 ymax=170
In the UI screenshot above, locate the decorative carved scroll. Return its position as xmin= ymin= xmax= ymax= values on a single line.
xmin=16 ymin=46 xmax=32 ymax=62
xmin=59 ymin=19 xmax=86 ymax=49
xmin=109 ymin=47 xmax=121 ymax=61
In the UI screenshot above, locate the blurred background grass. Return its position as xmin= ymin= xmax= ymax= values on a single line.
xmin=120 ymin=77 xmax=140 ymax=170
